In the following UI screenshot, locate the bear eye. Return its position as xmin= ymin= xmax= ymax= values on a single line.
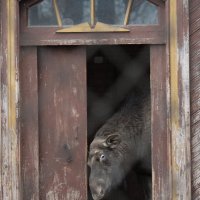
xmin=100 ymin=154 xmax=105 ymax=162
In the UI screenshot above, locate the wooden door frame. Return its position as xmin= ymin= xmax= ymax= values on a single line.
xmin=0 ymin=0 xmax=191 ymax=199
xmin=169 ymin=0 xmax=191 ymax=199
xmin=0 ymin=0 xmax=21 ymax=200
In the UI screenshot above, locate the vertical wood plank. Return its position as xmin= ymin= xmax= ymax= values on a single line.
xmin=38 ymin=46 xmax=87 ymax=200
xmin=1 ymin=0 xmax=21 ymax=199
xmin=169 ymin=0 xmax=191 ymax=199
xmin=189 ymin=0 xmax=200 ymax=199
xmin=150 ymin=45 xmax=171 ymax=200
xmin=20 ymin=47 xmax=39 ymax=200
xmin=0 ymin=0 xmax=2 ymax=199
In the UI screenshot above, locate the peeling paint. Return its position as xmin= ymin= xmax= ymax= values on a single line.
xmin=23 ymin=34 xmax=166 ymax=46
xmin=72 ymin=87 xmax=77 ymax=95
xmin=169 ymin=0 xmax=191 ymax=199
xmin=46 ymin=174 xmax=82 ymax=200
xmin=46 ymin=190 xmax=59 ymax=200
xmin=67 ymin=188 xmax=81 ymax=200
xmin=72 ymin=107 xmax=80 ymax=118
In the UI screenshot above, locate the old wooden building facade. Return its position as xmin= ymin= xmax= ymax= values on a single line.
xmin=0 ymin=0 xmax=199 ymax=199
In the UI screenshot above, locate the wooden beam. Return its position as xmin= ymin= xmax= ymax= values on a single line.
xmin=20 ymin=47 xmax=39 ymax=200
xmin=0 ymin=0 xmax=20 ymax=199
xmin=190 ymin=0 xmax=200 ymax=198
xmin=169 ymin=0 xmax=191 ymax=199
xmin=150 ymin=45 xmax=172 ymax=200
xmin=0 ymin=1 xmax=2 ymax=198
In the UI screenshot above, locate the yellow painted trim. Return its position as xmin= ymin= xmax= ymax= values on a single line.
xmin=53 ymin=0 xmax=62 ymax=27
xmin=91 ymin=0 xmax=95 ymax=27
xmin=124 ymin=0 xmax=133 ymax=25
xmin=169 ymin=0 xmax=182 ymax=199
xmin=5 ymin=0 xmax=20 ymax=199
xmin=56 ymin=22 xmax=129 ymax=33
xmin=170 ymin=0 xmax=179 ymax=125
xmin=7 ymin=0 xmax=16 ymax=130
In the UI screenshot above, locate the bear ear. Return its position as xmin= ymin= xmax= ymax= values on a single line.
xmin=105 ymin=134 xmax=121 ymax=148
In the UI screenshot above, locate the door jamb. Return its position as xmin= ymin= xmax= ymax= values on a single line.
xmin=0 ymin=0 xmax=191 ymax=199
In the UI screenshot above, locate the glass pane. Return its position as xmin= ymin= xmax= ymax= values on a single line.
xmin=28 ymin=0 xmax=90 ymax=26
xmin=95 ymin=0 xmax=158 ymax=25
xmin=28 ymin=0 xmax=158 ymax=27
xmin=57 ymin=0 xmax=90 ymax=26
xmin=96 ymin=0 xmax=127 ymax=25
xmin=129 ymin=0 xmax=158 ymax=24
xmin=29 ymin=0 xmax=57 ymax=26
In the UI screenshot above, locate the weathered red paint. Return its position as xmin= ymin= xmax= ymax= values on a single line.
xmin=38 ymin=47 xmax=87 ymax=199
xmin=150 ymin=45 xmax=171 ymax=200
xmin=20 ymin=47 xmax=39 ymax=200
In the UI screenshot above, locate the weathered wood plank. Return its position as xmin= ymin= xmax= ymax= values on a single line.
xmin=0 ymin=0 xmax=20 ymax=199
xmin=0 ymin=0 xmax=2 ymax=199
xmin=169 ymin=0 xmax=191 ymax=199
xmin=20 ymin=47 xmax=39 ymax=200
xmin=189 ymin=5 xmax=200 ymax=35
xmin=189 ymin=0 xmax=200 ymax=12
xmin=38 ymin=47 xmax=87 ymax=199
xmin=190 ymin=0 xmax=200 ymax=199
xmin=20 ymin=28 xmax=166 ymax=46
xmin=150 ymin=45 xmax=171 ymax=200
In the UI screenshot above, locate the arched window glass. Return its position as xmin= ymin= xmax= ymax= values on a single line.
xmin=29 ymin=0 xmax=91 ymax=26
xmin=129 ymin=0 xmax=158 ymax=24
xmin=58 ymin=0 xmax=90 ymax=26
xmin=28 ymin=0 xmax=158 ymax=27
xmin=29 ymin=0 xmax=57 ymax=26
xmin=95 ymin=0 xmax=127 ymax=25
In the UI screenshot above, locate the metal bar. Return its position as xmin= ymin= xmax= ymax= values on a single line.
xmin=91 ymin=0 xmax=95 ymax=27
xmin=53 ymin=0 xmax=62 ymax=27
xmin=124 ymin=0 xmax=133 ymax=25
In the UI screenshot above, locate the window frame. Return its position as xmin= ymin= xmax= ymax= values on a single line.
xmin=20 ymin=0 xmax=166 ymax=46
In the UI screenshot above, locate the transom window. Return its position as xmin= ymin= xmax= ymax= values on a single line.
xmin=28 ymin=0 xmax=158 ymax=30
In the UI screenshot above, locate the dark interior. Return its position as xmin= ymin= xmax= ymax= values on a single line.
xmin=87 ymin=45 xmax=151 ymax=200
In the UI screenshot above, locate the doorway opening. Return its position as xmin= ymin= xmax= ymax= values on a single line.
xmin=87 ymin=45 xmax=151 ymax=200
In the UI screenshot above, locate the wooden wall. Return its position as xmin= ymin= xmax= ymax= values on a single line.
xmin=190 ymin=0 xmax=200 ymax=199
